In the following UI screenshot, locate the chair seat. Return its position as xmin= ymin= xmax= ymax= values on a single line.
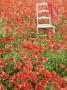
xmin=37 ymin=24 xmax=54 ymax=28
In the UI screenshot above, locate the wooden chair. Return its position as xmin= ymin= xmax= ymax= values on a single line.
xmin=36 ymin=2 xmax=55 ymax=35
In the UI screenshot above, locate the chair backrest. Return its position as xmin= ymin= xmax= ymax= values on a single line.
xmin=36 ymin=2 xmax=51 ymax=25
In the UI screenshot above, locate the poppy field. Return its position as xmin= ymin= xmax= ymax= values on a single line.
xmin=0 ymin=0 xmax=67 ymax=90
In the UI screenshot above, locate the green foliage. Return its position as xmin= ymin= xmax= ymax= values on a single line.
xmin=44 ymin=85 xmax=54 ymax=90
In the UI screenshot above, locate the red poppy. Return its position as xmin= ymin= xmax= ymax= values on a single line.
xmin=1 ymin=71 xmax=8 ymax=80
xmin=60 ymin=64 xmax=65 ymax=69
xmin=9 ymin=58 xmax=15 ymax=62
xmin=0 ymin=38 xmax=2 ymax=42
xmin=40 ymin=57 xmax=48 ymax=62
xmin=3 ymin=37 xmax=9 ymax=43
xmin=5 ymin=49 xmax=11 ymax=53
xmin=14 ymin=61 xmax=22 ymax=69
xmin=40 ymin=78 xmax=47 ymax=86
xmin=0 ymin=84 xmax=5 ymax=90
xmin=35 ymin=83 xmax=43 ymax=90
xmin=0 ymin=49 xmax=4 ymax=55
xmin=0 ymin=60 xmax=5 ymax=68
xmin=25 ymin=82 xmax=32 ymax=90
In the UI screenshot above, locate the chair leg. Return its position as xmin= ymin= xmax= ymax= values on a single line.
xmin=53 ymin=26 xmax=55 ymax=34
xmin=37 ymin=27 xmax=38 ymax=35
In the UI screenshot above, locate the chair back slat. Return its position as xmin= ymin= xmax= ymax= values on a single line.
xmin=38 ymin=16 xmax=50 ymax=19
xmin=36 ymin=2 xmax=51 ymax=25
xmin=37 ymin=2 xmax=48 ymax=6
xmin=38 ymin=10 xmax=49 ymax=13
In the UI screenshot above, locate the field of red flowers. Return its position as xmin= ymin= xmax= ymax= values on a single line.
xmin=0 ymin=0 xmax=67 ymax=90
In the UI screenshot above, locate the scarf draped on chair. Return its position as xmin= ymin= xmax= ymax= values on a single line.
xmin=48 ymin=3 xmax=58 ymax=23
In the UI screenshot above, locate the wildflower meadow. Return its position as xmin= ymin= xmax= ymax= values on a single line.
xmin=0 ymin=0 xmax=67 ymax=90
